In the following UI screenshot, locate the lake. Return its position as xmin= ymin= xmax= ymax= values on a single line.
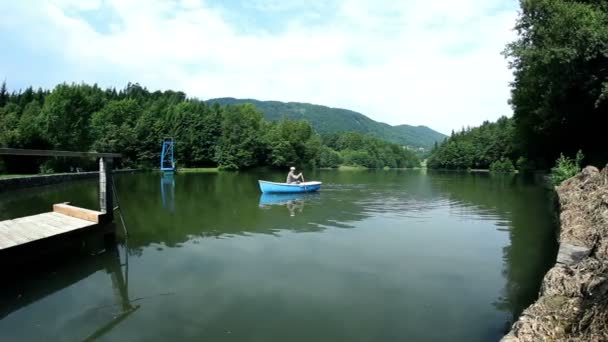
xmin=0 ymin=170 xmax=558 ymax=341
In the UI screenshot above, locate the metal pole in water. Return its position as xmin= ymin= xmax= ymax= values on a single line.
xmin=99 ymin=157 xmax=114 ymax=222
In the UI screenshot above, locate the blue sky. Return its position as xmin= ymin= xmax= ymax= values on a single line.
xmin=0 ymin=0 xmax=519 ymax=134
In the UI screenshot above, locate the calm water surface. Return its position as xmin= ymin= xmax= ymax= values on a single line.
xmin=0 ymin=170 xmax=557 ymax=341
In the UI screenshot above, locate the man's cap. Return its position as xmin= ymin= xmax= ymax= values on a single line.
xmin=290 ymin=166 xmax=296 ymax=170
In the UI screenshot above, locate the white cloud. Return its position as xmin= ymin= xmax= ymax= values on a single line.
xmin=0 ymin=0 xmax=518 ymax=134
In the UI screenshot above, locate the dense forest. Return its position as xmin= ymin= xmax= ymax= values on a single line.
xmin=207 ymin=98 xmax=445 ymax=149
xmin=427 ymin=117 xmax=516 ymax=170
xmin=429 ymin=0 xmax=608 ymax=170
xmin=0 ymin=82 xmax=420 ymax=173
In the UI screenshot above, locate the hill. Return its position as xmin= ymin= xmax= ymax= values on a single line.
xmin=206 ymin=98 xmax=446 ymax=148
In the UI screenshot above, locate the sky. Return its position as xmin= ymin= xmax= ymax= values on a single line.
xmin=0 ymin=0 xmax=519 ymax=134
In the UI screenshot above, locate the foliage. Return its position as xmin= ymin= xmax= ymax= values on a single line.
xmin=515 ymin=156 xmax=535 ymax=172
xmin=504 ymin=0 xmax=608 ymax=167
xmin=42 ymin=84 xmax=105 ymax=150
xmin=214 ymin=104 xmax=264 ymax=170
xmin=324 ymin=132 xmax=421 ymax=168
xmin=550 ymin=150 xmax=584 ymax=185
xmin=429 ymin=1 xmax=608 ymax=171
xmin=38 ymin=163 xmax=54 ymax=174
xmin=207 ymin=98 xmax=446 ymax=149
xmin=489 ymin=158 xmax=516 ymax=173
xmin=317 ymin=147 xmax=342 ymax=168
xmin=264 ymin=119 xmax=319 ymax=168
xmin=427 ymin=117 xmax=515 ymax=170
xmin=0 ymin=82 xmax=423 ymax=173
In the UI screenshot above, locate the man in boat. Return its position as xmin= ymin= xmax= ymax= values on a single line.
xmin=286 ymin=166 xmax=304 ymax=184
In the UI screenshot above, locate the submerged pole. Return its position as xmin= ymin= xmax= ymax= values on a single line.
xmin=99 ymin=157 xmax=114 ymax=222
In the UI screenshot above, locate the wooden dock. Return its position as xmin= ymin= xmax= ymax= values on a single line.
xmin=0 ymin=204 xmax=106 ymax=251
xmin=0 ymin=148 xmax=121 ymax=258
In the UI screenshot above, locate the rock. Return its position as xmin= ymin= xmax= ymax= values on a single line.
xmin=503 ymin=166 xmax=608 ymax=341
xmin=557 ymin=243 xmax=592 ymax=265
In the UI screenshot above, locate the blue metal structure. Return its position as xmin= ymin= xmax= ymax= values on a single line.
xmin=258 ymin=180 xmax=322 ymax=193
xmin=160 ymin=137 xmax=175 ymax=173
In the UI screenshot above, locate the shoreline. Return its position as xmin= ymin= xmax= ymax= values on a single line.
xmin=502 ymin=166 xmax=608 ymax=341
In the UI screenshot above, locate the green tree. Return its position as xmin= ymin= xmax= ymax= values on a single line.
xmin=18 ymin=101 xmax=48 ymax=149
xmin=264 ymin=119 xmax=319 ymax=168
xmin=91 ymin=99 xmax=141 ymax=166
xmin=318 ymin=147 xmax=342 ymax=168
xmin=505 ymin=0 xmax=608 ymax=167
xmin=41 ymin=84 xmax=106 ymax=150
xmin=215 ymin=104 xmax=264 ymax=170
xmin=0 ymin=81 xmax=8 ymax=107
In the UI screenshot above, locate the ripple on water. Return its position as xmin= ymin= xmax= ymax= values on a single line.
xmin=355 ymin=193 xmax=509 ymax=224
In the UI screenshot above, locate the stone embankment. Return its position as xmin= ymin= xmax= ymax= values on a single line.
xmin=503 ymin=166 xmax=608 ymax=341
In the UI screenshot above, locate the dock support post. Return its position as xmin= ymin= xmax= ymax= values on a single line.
xmin=99 ymin=157 xmax=114 ymax=222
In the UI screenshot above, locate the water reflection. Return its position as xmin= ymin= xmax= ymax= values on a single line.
xmin=0 ymin=238 xmax=138 ymax=341
xmin=0 ymin=170 xmax=559 ymax=341
xmin=259 ymin=193 xmax=320 ymax=217
xmin=83 ymin=239 xmax=139 ymax=341
xmin=160 ymin=173 xmax=175 ymax=212
xmin=426 ymin=171 xmax=558 ymax=323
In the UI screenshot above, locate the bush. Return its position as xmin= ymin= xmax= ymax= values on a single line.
xmin=342 ymin=150 xmax=374 ymax=168
xmin=489 ymin=158 xmax=515 ymax=173
xmin=550 ymin=150 xmax=584 ymax=185
xmin=318 ymin=147 xmax=342 ymax=168
xmin=39 ymin=162 xmax=55 ymax=174
xmin=516 ymin=156 xmax=535 ymax=171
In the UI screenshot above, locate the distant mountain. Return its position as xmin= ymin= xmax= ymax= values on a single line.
xmin=206 ymin=98 xmax=446 ymax=148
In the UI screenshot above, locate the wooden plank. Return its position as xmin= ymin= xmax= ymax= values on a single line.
xmin=18 ymin=216 xmax=66 ymax=236
xmin=0 ymin=220 xmax=34 ymax=247
xmin=53 ymin=203 xmax=104 ymax=223
xmin=47 ymin=212 xmax=94 ymax=228
xmin=0 ymin=212 xmax=99 ymax=251
xmin=0 ymin=222 xmax=27 ymax=249
xmin=0 ymin=148 xmax=121 ymax=159
xmin=7 ymin=220 xmax=49 ymax=241
xmin=34 ymin=215 xmax=80 ymax=231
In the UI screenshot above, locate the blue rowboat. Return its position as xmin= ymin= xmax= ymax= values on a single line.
xmin=258 ymin=180 xmax=322 ymax=193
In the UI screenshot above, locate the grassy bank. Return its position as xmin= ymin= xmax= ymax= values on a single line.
xmin=337 ymin=165 xmax=369 ymax=171
xmin=176 ymin=168 xmax=219 ymax=173
xmin=0 ymin=174 xmax=32 ymax=179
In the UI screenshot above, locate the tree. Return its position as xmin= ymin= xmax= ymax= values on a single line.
xmin=18 ymin=101 xmax=48 ymax=149
xmin=91 ymin=99 xmax=141 ymax=166
xmin=505 ymin=0 xmax=608 ymax=167
xmin=41 ymin=84 xmax=106 ymax=150
xmin=427 ymin=117 xmax=516 ymax=170
xmin=264 ymin=119 xmax=320 ymax=168
xmin=0 ymin=81 xmax=8 ymax=107
xmin=215 ymin=104 xmax=264 ymax=170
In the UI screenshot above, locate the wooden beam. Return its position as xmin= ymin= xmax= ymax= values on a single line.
xmin=0 ymin=148 xmax=121 ymax=159
xmin=53 ymin=203 xmax=106 ymax=223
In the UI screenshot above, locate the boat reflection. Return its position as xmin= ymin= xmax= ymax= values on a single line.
xmin=259 ymin=193 xmax=320 ymax=217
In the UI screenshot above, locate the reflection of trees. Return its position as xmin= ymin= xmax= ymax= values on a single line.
xmin=115 ymin=172 xmax=373 ymax=251
xmin=1 ymin=240 xmax=137 ymax=340
xmin=427 ymin=171 xmax=559 ymax=323
xmin=0 ymin=170 xmax=559 ymax=327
